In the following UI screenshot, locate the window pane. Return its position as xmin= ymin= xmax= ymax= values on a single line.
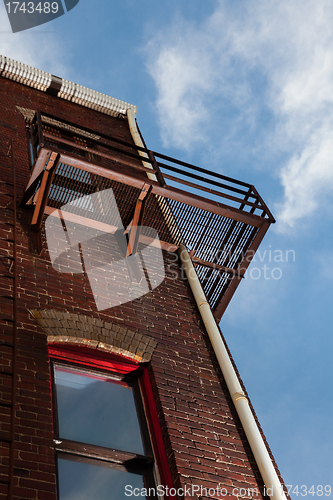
xmin=57 ymin=457 xmax=148 ymax=500
xmin=54 ymin=365 xmax=144 ymax=455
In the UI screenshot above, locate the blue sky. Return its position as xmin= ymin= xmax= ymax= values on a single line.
xmin=1 ymin=0 xmax=333 ymax=495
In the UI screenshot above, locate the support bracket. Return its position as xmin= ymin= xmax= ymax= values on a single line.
xmin=30 ymin=152 xmax=59 ymax=232
xmin=126 ymin=183 xmax=152 ymax=257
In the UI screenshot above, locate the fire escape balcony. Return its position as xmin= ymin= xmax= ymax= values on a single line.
xmin=21 ymin=110 xmax=275 ymax=321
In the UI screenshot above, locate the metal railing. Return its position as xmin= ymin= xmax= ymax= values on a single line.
xmin=29 ymin=111 xmax=275 ymax=222
xmin=23 ymin=111 xmax=274 ymax=319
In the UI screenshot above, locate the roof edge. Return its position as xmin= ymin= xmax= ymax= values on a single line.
xmin=0 ymin=55 xmax=137 ymax=118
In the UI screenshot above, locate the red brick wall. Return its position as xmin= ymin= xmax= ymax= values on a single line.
xmin=0 ymin=76 xmax=284 ymax=500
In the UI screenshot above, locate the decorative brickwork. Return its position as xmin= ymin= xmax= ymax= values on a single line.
xmin=31 ymin=309 xmax=158 ymax=362
xmin=16 ymin=106 xmax=101 ymax=140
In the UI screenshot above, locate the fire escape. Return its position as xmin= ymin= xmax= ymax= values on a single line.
xmin=21 ymin=110 xmax=275 ymax=321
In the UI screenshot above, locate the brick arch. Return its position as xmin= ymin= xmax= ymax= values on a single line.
xmin=31 ymin=309 xmax=157 ymax=363
xmin=48 ymin=335 xmax=144 ymax=362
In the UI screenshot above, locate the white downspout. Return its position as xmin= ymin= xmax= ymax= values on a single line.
xmin=127 ymin=108 xmax=182 ymax=246
xmin=127 ymin=108 xmax=157 ymax=182
xmin=126 ymin=107 xmax=286 ymax=500
xmin=179 ymin=245 xmax=287 ymax=500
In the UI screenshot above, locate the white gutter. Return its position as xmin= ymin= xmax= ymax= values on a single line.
xmin=178 ymin=245 xmax=287 ymax=500
xmin=126 ymin=109 xmax=182 ymax=245
xmin=126 ymin=108 xmax=286 ymax=498
xmin=127 ymin=108 xmax=157 ymax=182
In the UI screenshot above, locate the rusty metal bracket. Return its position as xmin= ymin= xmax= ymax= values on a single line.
xmin=20 ymin=170 xmax=45 ymax=207
xmin=190 ymin=256 xmax=245 ymax=279
xmin=30 ymin=152 xmax=59 ymax=232
xmin=126 ymin=183 xmax=152 ymax=257
xmin=148 ymin=150 xmax=166 ymax=187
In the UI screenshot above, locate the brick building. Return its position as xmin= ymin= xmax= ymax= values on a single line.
xmin=0 ymin=56 xmax=287 ymax=500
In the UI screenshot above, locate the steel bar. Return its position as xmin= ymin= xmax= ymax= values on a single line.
xmin=49 ymin=172 xmax=92 ymax=197
xmin=31 ymin=152 xmax=59 ymax=230
xmin=148 ymin=151 xmax=166 ymax=187
xmin=201 ymin=189 xmax=254 ymax=293
xmin=200 ymin=218 xmax=239 ymax=287
xmin=19 ymin=170 xmax=44 ymax=206
xmin=206 ymin=224 xmax=247 ymax=303
xmin=213 ymin=221 xmax=270 ymax=320
xmin=24 ymin=148 xmax=51 ymax=191
xmin=197 ymin=216 xmax=230 ymax=263
xmin=42 ymin=132 xmax=157 ymax=174
xmin=162 ymin=173 xmax=262 ymax=211
xmin=126 ymin=183 xmax=151 ymax=257
xmin=250 ymin=184 xmax=275 ymax=223
xmin=154 ymin=152 xmax=252 ymax=189
xmin=38 ymin=111 xmax=254 ymax=189
xmin=159 ymin=162 xmax=253 ymax=198
xmin=208 ymin=223 xmax=249 ymax=298
xmin=190 ymin=256 xmax=244 ymax=278
xmin=44 ymin=206 xmax=178 ymax=252
xmin=58 ymin=153 xmax=265 ymax=228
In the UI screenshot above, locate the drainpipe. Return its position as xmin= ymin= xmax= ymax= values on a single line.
xmin=127 ymin=108 xmax=157 ymax=182
xmin=178 ymin=245 xmax=287 ymax=500
xmin=127 ymin=108 xmax=183 ymax=246
xmin=126 ymin=107 xmax=286 ymax=499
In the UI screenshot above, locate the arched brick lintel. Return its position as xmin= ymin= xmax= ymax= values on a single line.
xmin=47 ymin=335 xmax=145 ymax=363
xmin=31 ymin=309 xmax=158 ymax=363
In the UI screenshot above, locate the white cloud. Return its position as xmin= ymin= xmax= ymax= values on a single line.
xmin=145 ymin=0 xmax=333 ymax=230
xmin=147 ymin=44 xmax=211 ymax=149
xmin=0 ymin=3 xmax=69 ymax=77
xmin=277 ymin=123 xmax=333 ymax=227
xmin=146 ymin=22 xmax=218 ymax=150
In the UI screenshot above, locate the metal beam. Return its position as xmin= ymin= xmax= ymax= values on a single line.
xmin=25 ymin=148 xmax=51 ymax=191
xmin=44 ymin=206 xmax=178 ymax=252
xmin=31 ymin=152 xmax=59 ymax=232
xmin=148 ymin=151 xmax=166 ymax=187
xmin=126 ymin=183 xmax=152 ymax=257
xmin=20 ymin=170 xmax=44 ymax=207
xmin=213 ymin=220 xmax=270 ymax=321
xmin=162 ymin=173 xmax=263 ymax=212
xmin=43 ymin=132 xmax=157 ymax=175
xmin=58 ymin=153 xmax=266 ymax=228
xmin=191 ymin=256 xmax=245 ymax=279
xmin=250 ymin=184 xmax=276 ymax=223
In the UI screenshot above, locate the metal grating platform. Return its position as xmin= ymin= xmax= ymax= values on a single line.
xmin=21 ymin=111 xmax=274 ymax=320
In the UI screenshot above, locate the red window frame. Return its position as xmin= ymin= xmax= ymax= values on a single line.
xmin=49 ymin=344 xmax=176 ymax=500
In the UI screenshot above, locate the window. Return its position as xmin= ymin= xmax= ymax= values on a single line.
xmin=50 ymin=347 xmax=171 ymax=500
